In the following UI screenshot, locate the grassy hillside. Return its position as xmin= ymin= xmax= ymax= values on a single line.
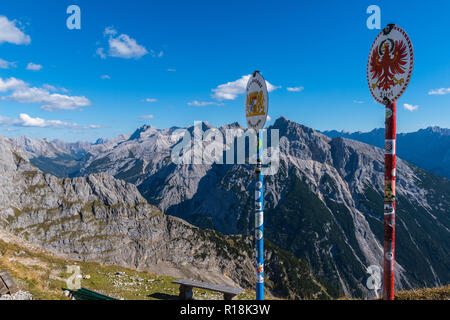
xmin=0 ymin=236 xmax=255 ymax=300
xmin=1 ymin=234 xmax=447 ymax=300
xmin=395 ymin=285 xmax=450 ymax=300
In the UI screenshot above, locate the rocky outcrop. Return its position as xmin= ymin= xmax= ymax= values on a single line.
xmin=6 ymin=117 xmax=449 ymax=298
xmin=0 ymin=136 xmax=328 ymax=299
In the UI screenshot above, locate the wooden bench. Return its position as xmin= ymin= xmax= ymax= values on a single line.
xmin=62 ymin=287 xmax=117 ymax=300
xmin=172 ymin=279 xmax=243 ymax=300
xmin=0 ymin=270 xmax=18 ymax=295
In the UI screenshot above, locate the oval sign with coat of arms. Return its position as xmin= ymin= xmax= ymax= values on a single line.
xmin=367 ymin=24 xmax=414 ymax=104
xmin=246 ymin=72 xmax=268 ymax=131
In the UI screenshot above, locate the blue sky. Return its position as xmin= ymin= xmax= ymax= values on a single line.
xmin=0 ymin=0 xmax=449 ymax=142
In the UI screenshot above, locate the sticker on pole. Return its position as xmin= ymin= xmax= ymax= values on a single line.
xmin=246 ymin=72 xmax=268 ymax=131
xmin=367 ymin=24 xmax=414 ymax=104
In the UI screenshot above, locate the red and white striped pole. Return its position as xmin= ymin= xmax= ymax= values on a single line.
xmin=383 ymin=99 xmax=396 ymax=300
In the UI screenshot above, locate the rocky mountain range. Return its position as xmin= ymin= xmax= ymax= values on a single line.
xmin=5 ymin=117 xmax=450 ymax=298
xmin=322 ymin=126 xmax=450 ymax=179
xmin=0 ymin=135 xmax=330 ymax=299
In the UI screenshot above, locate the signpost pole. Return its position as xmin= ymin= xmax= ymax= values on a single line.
xmin=383 ymin=99 xmax=397 ymax=300
xmin=367 ymin=24 xmax=413 ymax=300
xmin=245 ymin=70 xmax=268 ymax=300
xmin=255 ymin=130 xmax=264 ymax=300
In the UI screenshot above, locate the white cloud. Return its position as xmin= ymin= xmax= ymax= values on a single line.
xmin=187 ymin=100 xmax=224 ymax=107
xmin=0 ymin=77 xmax=91 ymax=111
xmin=211 ymin=74 xmax=280 ymax=100
xmin=267 ymin=115 xmax=272 ymax=122
xmin=150 ymin=49 xmax=164 ymax=58
xmin=428 ymin=88 xmax=450 ymax=95
xmin=353 ymin=100 xmax=364 ymax=104
xmin=98 ymin=27 xmax=148 ymax=59
xmin=145 ymin=98 xmax=157 ymax=102
xmin=0 ymin=16 xmax=31 ymax=45
xmin=19 ymin=113 xmax=73 ymax=127
xmin=0 ymin=77 xmax=27 ymax=92
xmin=0 ymin=58 xmax=16 ymax=69
xmin=403 ymin=103 xmax=419 ymax=112
xmin=0 ymin=113 xmax=99 ymax=129
xmin=139 ymin=114 xmax=154 ymax=119
xmin=101 ymin=74 xmax=111 ymax=79
xmin=96 ymin=47 xmax=106 ymax=59
xmin=7 ymin=87 xmax=90 ymax=111
xmin=42 ymin=84 xmax=58 ymax=91
xmin=167 ymin=68 xmax=176 ymax=72
xmin=26 ymin=62 xmax=43 ymax=71
xmin=104 ymin=26 xmax=117 ymax=36
xmin=109 ymin=34 xmax=148 ymax=59
xmin=0 ymin=115 xmax=16 ymax=126
xmin=42 ymin=84 xmax=68 ymax=93
xmin=287 ymin=86 xmax=304 ymax=92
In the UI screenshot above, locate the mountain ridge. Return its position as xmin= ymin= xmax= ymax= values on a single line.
xmin=321 ymin=126 xmax=450 ymax=179
xmin=0 ymin=135 xmax=330 ymax=299
xmin=5 ymin=117 xmax=450 ymax=298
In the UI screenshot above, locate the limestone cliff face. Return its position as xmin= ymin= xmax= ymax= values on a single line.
xmin=7 ymin=117 xmax=450 ymax=298
xmin=0 ymin=136 xmax=328 ymax=299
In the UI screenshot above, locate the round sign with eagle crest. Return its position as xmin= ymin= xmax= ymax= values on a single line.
xmin=367 ymin=24 xmax=414 ymax=104
xmin=245 ymin=71 xmax=268 ymax=132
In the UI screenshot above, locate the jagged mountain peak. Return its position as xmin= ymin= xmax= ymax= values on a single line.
xmin=418 ymin=126 xmax=450 ymax=136
xmin=0 ymin=133 xmax=330 ymax=299
xmin=220 ymin=121 xmax=243 ymax=130
xmin=272 ymin=116 xmax=330 ymax=141
xmin=321 ymin=125 xmax=450 ymax=179
xmin=1 ymin=115 xmax=449 ymax=299
xmin=128 ymin=124 xmax=159 ymax=141
xmin=94 ymin=138 xmax=106 ymax=145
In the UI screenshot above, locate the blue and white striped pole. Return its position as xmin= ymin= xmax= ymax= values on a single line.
xmin=255 ymin=130 xmax=264 ymax=300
